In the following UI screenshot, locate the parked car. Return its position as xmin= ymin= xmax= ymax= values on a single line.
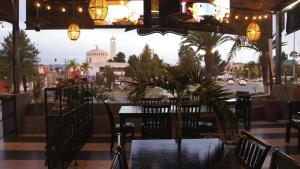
xmin=238 ymin=79 xmax=247 ymax=85
xmin=227 ymin=79 xmax=234 ymax=85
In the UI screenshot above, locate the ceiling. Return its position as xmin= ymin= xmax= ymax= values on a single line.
xmin=0 ymin=0 xmax=16 ymax=23
xmin=0 ymin=0 xmax=298 ymax=35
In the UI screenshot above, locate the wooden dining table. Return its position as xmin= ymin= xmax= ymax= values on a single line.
xmin=130 ymin=138 xmax=241 ymax=169
xmin=118 ymin=105 xmax=212 ymax=145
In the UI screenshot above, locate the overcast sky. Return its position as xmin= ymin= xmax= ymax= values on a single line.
xmin=0 ymin=1 xmax=299 ymax=65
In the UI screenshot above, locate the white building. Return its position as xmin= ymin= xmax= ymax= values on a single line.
xmin=86 ymin=36 xmax=128 ymax=79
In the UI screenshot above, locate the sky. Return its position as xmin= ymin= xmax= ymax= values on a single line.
xmin=0 ymin=1 xmax=299 ymax=65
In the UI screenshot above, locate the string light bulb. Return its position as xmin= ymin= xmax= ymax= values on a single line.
xmin=78 ymin=7 xmax=83 ymax=13
xmin=46 ymin=5 xmax=51 ymax=10
xmin=61 ymin=7 xmax=66 ymax=13
xmin=258 ymin=16 xmax=262 ymax=20
xmin=264 ymin=15 xmax=268 ymax=19
xmin=35 ymin=2 xmax=41 ymax=8
xmin=253 ymin=16 xmax=257 ymax=20
xmin=245 ymin=16 xmax=248 ymax=20
xmin=235 ymin=15 xmax=239 ymax=19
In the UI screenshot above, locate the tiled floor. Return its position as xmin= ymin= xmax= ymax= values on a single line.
xmin=0 ymin=121 xmax=299 ymax=169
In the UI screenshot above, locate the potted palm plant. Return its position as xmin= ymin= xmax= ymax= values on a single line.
xmin=126 ymin=64 xmax=237 ymax=142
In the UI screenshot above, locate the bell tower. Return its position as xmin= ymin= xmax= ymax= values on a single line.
xmin=110 ymin=36 xmax=116 ymax=60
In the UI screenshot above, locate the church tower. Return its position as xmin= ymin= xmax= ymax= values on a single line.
xmin=110 ymin=36 xmax=116 ymax=60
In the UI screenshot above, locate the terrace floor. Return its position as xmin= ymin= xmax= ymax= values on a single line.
xmin=0 ymin=120 xmax=299 ymax=169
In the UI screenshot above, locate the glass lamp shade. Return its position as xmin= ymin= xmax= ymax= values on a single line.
xmin=67 ymin=24 xmax=80 ymax=41
xmin=247 ymin=22 xmax=261 ymax=42
xmin=88 ymin=0 xmax=108 ymax=25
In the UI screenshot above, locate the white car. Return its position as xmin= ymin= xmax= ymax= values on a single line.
xmin=227 ymin=79 xmax=234 ymax=85
xmin=238 ymin=79 xmax=247 ymax=86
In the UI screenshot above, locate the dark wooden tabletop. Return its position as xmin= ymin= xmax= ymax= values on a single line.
xmin=130 ymin=139 xmax=241 ymax=169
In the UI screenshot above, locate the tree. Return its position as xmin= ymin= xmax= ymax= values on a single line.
xmin=178 ymin=45 xmax=201 ymax=73
xmin=80 ymin=62 xmax=92 ymax=76
xmin=127 ymin=54 xmax=138 ymax=65
xmin=66 ymin=59 xmax=78 ymax=72
xmin=228 ymin=36 xmax=285 ymax=89
xmin=113 ymin=52 xmax=126 ymax=62
xmin=103 ymin=66 xmax=116 ymax=89
xmin=181 ymin=31 xmax=231 ymax=80
xmin=211 ymin=50 xmax=226 ymax=78
xmin=125 ymin=44 xmax=164 ymax=79
xmin=0 ymin=30 xmax=40 ymax=92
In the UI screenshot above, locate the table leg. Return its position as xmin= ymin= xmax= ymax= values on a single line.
xmin=120 ymin=116 xmax=126 ymax=146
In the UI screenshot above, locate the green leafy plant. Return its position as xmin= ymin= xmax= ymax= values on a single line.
xmin=125 ymin=64 xmax=237 ymax=140
xmin=33 ymin=74 xmax=45 ymax=103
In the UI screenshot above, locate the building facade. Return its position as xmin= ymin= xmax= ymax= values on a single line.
xmin=86 ymin=36 xmax=128 ymax=80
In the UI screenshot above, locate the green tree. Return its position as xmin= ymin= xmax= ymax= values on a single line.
xmin=127 ymin=54 xmax=138 ymax=65
xmin=103 ymin=66 xmax=116 ymax=89
xmin=80 ymin=62 xmax=92 ymax=75
xmin=126 ymin=44 xmax=164 ymax=79
xmin=0 ymin=30 xmax=40 ymax=92
xmin=211 ymin=50 xmax=226 ymax=78
xmin=178 ymin=45 xmax=201 ymax=73
xmin=228 ymin=35 xmax=286 ymax=88
xmin=113 ymin=52 xmax=126 ymax=62
xmin=65 ymin=59 xmax=78 ymax=72
xmin=181 ymin=31 xmax=231 ymax=80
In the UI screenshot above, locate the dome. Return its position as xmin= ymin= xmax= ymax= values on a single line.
xmin=86 ymin=45 xmax=109 ymax=57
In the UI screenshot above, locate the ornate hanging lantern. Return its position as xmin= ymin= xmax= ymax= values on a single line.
xmin=247 ymin=22 xmax=261 ymax=42
xmin=88 ymin=0 xmax=108 ymax=25
xmin=67 ymin=24 xmax=80 ymax=41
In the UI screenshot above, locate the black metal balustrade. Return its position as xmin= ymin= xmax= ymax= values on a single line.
xmin=45 ymin=83 xmax=93 ymax=169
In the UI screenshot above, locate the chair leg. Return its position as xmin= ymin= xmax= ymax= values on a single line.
xmin=110 ymin=132 xmax=115 ymax=152
xmin=286 ymin=123 xmax=291 ymax=143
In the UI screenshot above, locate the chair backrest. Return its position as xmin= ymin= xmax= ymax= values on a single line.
xmin=181 ymin=104 xmax=202 ymax=128
xmin=269 ymin=149 xmax=300 ymax=169
xmin=142 ymin=104 xmax=171 ymax=129
xmin=141 ymin=98 xmax=162 ymax=105
xmin=103 ymin=100 xmax=115 ymax=130
xmin=236 ymin=91 xmax=250 ymax=97
xmin=236 ymin=95 xmax=251 ymax=118
xmin=236 ymin=130 xmax=271 ymax=169
xmin=288 ymin=101 xmax=300 ymax=121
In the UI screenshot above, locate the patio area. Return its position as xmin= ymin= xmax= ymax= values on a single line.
xmin=1 ymin=0 xmax=300 ymax=169
xmin=0 ymin=121 xmax=300 ymax=169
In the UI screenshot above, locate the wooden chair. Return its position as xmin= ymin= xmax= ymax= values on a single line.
xmin=141 ymin=98 xmax=162 ymax=105
xmin=181 ymin=104 xmax=216 ymax=138
xmin=269 ymin=149 xmax=300 ymax=169
xmin=235 ymin=94 xmax=252 ymax=131
xmin=141 ymin=104 xmax=172 ymax=139
xmin=236 ymin=130 xmax=271 ymax=169
xmin=286 ymin=101 xmax=300 ymax=149
xmin=236 ymin=91 xmax=250 ymax=97
xmin=103 ymin=100 xmax=134 ymax=152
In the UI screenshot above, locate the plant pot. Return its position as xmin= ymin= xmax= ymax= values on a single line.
xmin=263 ymin=100 xmax=281 ymax=122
